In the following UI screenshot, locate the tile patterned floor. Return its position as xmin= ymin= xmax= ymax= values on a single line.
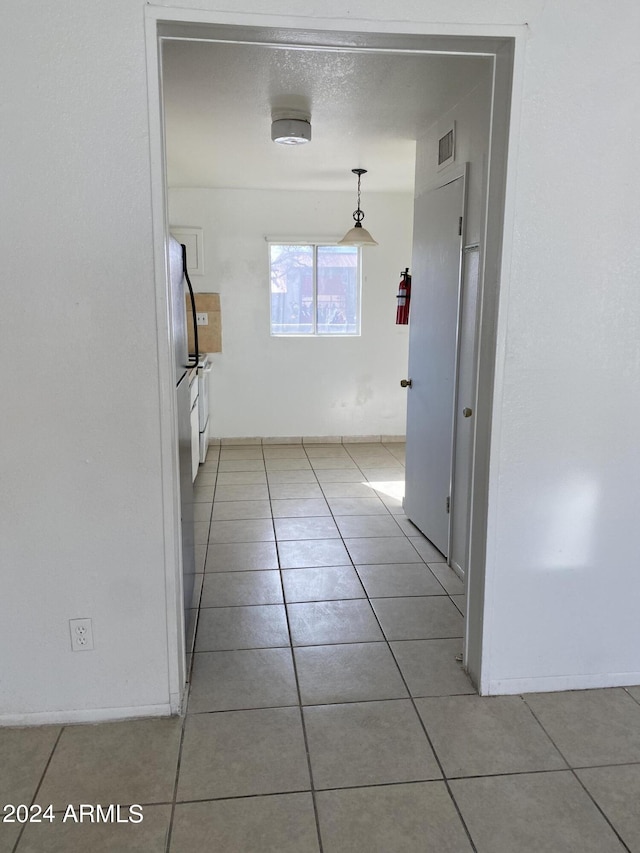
xmin=4 ymin=441 xmax=640 ymax=852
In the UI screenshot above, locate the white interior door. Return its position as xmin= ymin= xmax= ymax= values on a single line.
xmin=450 ymin=245 xmax=480 ymax=577
xmin=404 ymin=174 xmax=465 ymax=557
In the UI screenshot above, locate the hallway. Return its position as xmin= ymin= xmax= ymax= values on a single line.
xmin=4 ymin=441 xmax=640 ymax=852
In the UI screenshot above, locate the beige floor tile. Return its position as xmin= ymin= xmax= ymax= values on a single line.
xmin=310 ymin=459 xmax=359 ymax=470
xmin=194 ymin=544 xmax=206 ymax=572
xmin=451 ymin=595 xmax=466 ymax=615
xmin=267 ymin=470 xmax=318 ymax=484
xmin=205 ymin=541 xmax=278 ymax=572
xmin=371 ymin=597 xmax=463 ymax=641
xmin=171 ymin=794 xmax=319 ymax=853
xmin=327 ymin=497 xmax=389 ymax=515
xmin=219 ymin=447 xmax=264 ymax=459
xmin=217 ymin=458 xmax=266 ymax=472
xmin=320 ymin=482 xmax=378 ymax=498
xmin=195 ymin=472 xmax=216 ymax=487
xmin=356 ymin=564 xmax=445 ymax=597
xmin=195 ymin=604 xmax=289 ymax=651
xmin=188 ymin=648 xmax=298 ymax=713
xmin=16 ymin=804 xmax=171 ymax=853
xmin=345 ymin=537 xmax=422 ymax=565
xmin=282 ymin=566 xmax=365 ymax=602
xmin=416 ymin=695 xmax=566 ymax=777
xmin=213 ymin=484 xmax=270 ymax=502
xmin=305 ymin=700 xmax=441 ymax=789
xmin=193 ymin=484 xmax=214 ymax=503
xmin=215 ymin=471 xmax=267 ymax=485
xmin=193 ymin=502 xmax=213 ymax=523
xmin=37 ymin=718 xmax=182 ymax=808
xmin=269 ymin=483 xmax=324 ymax=499
xmin=193 ymin=521 xmax=211 ymax=545
xmin=200 ymin=570 xmax=283 ymax=607
xmin=576 ymin=764 xmax=640 ymax=853
xmin=524 ymin=688 xmax=640 ymax=767
xmin=314 ymin=469 xmax=367 ymax=483
xmin=305 ymin=446 xmax=351 ymax=458
xmin=211 ymin=500 xmax=272 ymax=520
xmin=278 ymin=538 xmax=350 ymax=569
xmin=207 ymin=518 xmax=275 ymax=544
xmin=317 ymin=782 xmax=473 ymax=853
xmin=1 ymin=821 xmax=21 ymax=852
xmin=427 ymin=562 xmax=464 ymax=592
xmin=265 ymin=459 xmax=312 ymax=471
xmin=391 ymin=639 xmax=475 ymax=697
xmin=263 ymin=447 xmax=308 ymax=459
xmin=407 ymin=536 xmax=445 ymax=561
xmin=0 ymin=725 xmax=61 ymax=806
xmin=628 ymin=685 xmax=640 ymax=702
xmin=271 ymin=499 xmax=331 ymax=519
xmin=288 ymin=600 xmax=383 ymax=646
xmin=335 ymin=515 xmax=403 ymax=538
xmin=176 ymin=708 xmax=310 ymax=801
xmin=294 ymin=643 xmax=408 ymax=705
xmin=360 ymin=467 xmax=405 ymax=482
xmin=451 ymin=772 xmax=625 ymax=853
xmin=275 ymin=516 xmax=339 ymax=540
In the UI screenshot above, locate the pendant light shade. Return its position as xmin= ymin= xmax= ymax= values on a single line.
xmin=338 ymin=168 xmax=378 ymax=246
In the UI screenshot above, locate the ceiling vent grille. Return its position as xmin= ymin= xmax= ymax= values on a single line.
xmin=438 ymin=124 xmax=455 ymax=169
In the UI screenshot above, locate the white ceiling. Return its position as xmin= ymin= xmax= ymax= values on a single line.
xmin=162 ymin=40 xmax=490 ymax=193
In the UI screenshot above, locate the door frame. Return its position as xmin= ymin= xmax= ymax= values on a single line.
xmin=144 ymin=8 xmax=527 ymax=699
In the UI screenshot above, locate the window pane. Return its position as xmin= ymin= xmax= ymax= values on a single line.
xmin=270 ymin=244 xmax=314 ymax=335
xmin=316 ymin=245 xmax=359 ymax=334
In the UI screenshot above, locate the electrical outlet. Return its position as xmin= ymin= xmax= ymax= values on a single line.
xmin=196 ymin=312 xmax=209 ymax=326
xmin=69 ymin=618 xmax=94 ymax=651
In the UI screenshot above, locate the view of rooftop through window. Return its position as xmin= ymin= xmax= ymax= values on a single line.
xmin=270 ymin=243 xmax=361 ymax=336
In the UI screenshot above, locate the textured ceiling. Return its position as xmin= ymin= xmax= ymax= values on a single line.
xmin=162 ymin=40 xmax=490 ymax=193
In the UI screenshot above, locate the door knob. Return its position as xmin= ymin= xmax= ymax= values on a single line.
xmin=463 ymin=407 xmax=473 ymax=418
xmin=400 ymin=379 xmax=412 ymax=388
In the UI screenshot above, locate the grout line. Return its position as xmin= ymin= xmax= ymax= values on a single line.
xmin=520 ymin=697 xmax=634 ymax=853
xmin=275 ymin=447 xmax=325 ymax=853
xmin=11 ymin=726 xmax=65 ymax=853
xmin=361 ymin=574 xmax=479 ymax=852
xmin=164 ymin=709 xmax=189 ymax=853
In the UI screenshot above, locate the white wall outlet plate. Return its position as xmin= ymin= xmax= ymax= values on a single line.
xmin=69 ymin=618 xmax=94 ymax=651
xmin=196 ymin=312 xmax=209 ymax=326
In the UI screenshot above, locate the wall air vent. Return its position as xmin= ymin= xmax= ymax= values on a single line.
xmin=437 ymin=123 xmax=455 ymax=170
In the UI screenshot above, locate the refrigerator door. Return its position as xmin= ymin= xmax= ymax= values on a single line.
xmin=169 ymin=235 xmax=188 ymax=380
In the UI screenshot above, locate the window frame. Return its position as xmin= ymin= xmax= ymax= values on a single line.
xmin=268 ymin=240 xmax=362 ymax=338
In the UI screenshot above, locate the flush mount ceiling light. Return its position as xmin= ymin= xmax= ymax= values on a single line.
xmin=338 ymin=168 xmax=378 ymax=246
xmin=271 ymin=109 xmax=311 ymax=145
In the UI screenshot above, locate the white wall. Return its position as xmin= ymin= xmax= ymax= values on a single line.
xmin=1 ymin=0 xmax=639 ymax=722
xmin=169 ymin=188 xmax=412 ymax=439
xmin=415 ymin=77 xmax=492 ymax=244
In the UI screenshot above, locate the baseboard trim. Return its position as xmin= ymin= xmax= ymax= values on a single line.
xmin=210 ymin=435 xmax=406 ymax=446
xmin=0 ymin=702 xmax=174 ymax=727
xmin=483 ymin=671 xmax=640 ymax=696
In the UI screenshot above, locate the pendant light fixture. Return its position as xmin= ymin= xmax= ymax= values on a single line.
xmin=338 ymin=168 xmax=378 ymax=246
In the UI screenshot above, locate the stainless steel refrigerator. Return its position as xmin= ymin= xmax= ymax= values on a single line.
xmin=168 ymin=236 xmax=197 ymax=655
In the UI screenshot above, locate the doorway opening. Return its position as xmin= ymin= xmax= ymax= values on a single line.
xmin=145 ymin=14 xmax=520 ymax=701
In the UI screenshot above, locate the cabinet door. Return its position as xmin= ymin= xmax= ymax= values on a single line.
xmin=190 ymin=396 xmax=199 ymax=482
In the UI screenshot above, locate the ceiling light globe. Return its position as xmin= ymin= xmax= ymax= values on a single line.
xmin=271 ymin=118 xmax=312 ymax=145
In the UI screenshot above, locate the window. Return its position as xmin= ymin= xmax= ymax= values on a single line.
xmin=269 ymin=243 xmax=361 ymax=336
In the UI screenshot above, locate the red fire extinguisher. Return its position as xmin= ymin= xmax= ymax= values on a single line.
xmin=396 ymin=268 xmax=411 ymax=325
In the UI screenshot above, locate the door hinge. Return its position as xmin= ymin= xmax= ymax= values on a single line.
xmin=446 ymin=496 xmax=451 ymax=514
xmin=458 ymin=217 xmax=463 ymax=236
